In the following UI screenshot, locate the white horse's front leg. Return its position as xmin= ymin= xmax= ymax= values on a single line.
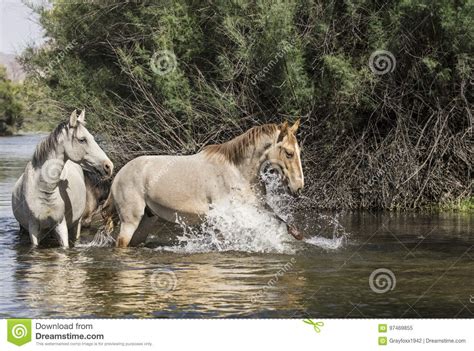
xmin=28 ymin=221 xmax=40 ymax=247
xmin=55 ymin=217 xmax=69 ymax=248
xmin=74 ymin=218 xmax=82 ymax=241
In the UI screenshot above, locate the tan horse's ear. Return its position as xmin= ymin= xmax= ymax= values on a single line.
xmin=289 ymin=118 xmax=300 ymax=133
xmin=279 ymin=120 xmax=289 ymax=134
xmin=69 ymin=109 xmax=78 ymax=128
xmin=78 ymin=109 xmax=85 ymax=124
xmin=277 ymin=121 xmax=289 ymax=142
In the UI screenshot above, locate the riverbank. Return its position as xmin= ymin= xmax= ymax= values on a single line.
xmin=0 ymin=115 xmax=55 ymax=136
xmin=430 ymin=197 xmax=474 ymax=213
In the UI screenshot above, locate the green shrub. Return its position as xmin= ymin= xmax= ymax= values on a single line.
xmin=20 ymin=0 xmax=472 ymax=210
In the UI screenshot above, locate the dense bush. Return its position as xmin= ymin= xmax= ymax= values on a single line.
xmin=21 ymin=0 xmax=472 ymax=210
xmin=0 ymin=65 xmax=23 ymax=135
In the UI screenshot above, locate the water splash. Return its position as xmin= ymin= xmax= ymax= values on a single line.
xmin=167 ymin=199 xmax=294 ymax=254
xmin=162 ymin=166 xmax=303 ymax=253
xmin=261 ymin=165 xmax=295 ymax=223
xmin=164 ymin=166 xmax=348 ymax=253
xmin=262 ymin=167 xmax=349 ymax=250
xmin=302 ymin=213 xmax=349 ymax=250
xmin=304 ymin=234 xmax=345 ymax=250
xmin=77 ymin=226 xmax=115 ymax=248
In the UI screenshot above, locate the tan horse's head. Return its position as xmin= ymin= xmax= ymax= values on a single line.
xmin=265 ymin=119 xmax=304 ymax=195
xmin=203 ymin=119 xmax=304 ymax=195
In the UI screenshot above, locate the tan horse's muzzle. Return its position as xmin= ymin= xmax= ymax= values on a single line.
xmin=289 ymin=181 xmax=304 ymax=196
xmin=286 ymin=173 xmax=304 ymax=196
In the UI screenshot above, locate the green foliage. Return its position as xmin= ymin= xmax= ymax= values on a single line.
xmin=430 ymin=197 xmax=474 ymax=213
xmin=17 ymin=80 xmax=59 ymax=132
xmin=20 ymin=0 xmax=472 ymax=209
xmin=0 ymin=66 xmax=23 ymax=135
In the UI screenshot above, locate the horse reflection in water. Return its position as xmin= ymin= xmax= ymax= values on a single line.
xmin=17 ymin=250 xmax=307 ymax=317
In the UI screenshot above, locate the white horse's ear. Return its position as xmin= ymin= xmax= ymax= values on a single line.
xmin=78 ymin=109 xmax=85 ymax=124
xmin=289 ymin=118 xmax=300 ymax=133
xmin=69 ymin=109 xmax=78 ymax=127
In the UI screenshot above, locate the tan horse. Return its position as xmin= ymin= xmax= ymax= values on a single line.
xmin=103 ymin=120 xmax=304 ymax=247
xmin=12 ymin=110 xmax=114 ymax=247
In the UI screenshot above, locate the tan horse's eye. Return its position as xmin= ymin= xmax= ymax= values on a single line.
xmin=285 ymin=150 xmax=294 ymax=159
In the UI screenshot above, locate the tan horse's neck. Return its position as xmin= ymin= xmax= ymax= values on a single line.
xmin=236 ymin=134 xmax=279 ymax=186
xmin=203 ymin=124 xmax=279 ymax=184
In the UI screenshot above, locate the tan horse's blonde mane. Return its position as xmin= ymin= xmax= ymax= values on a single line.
xmin=203 ymin=123 xmax=279 ymax=165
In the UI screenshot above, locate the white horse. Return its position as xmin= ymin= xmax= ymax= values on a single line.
xmin=103 ymin=120 xmax=304 ymax=247
xmin=12 ymin=110 xmax=113 ymax=247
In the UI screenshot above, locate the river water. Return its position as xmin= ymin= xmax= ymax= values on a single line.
xmin=0 ymin=134 xmax=472 ymax=318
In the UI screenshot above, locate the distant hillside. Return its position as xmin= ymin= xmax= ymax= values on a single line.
xmin=0 ymin=52 xmax=25 ymax=82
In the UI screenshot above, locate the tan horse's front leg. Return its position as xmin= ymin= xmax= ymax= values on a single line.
xmin=117 ymin=221 xmax=142 ymax=247
xmin=116 ymin=200 xmax=146 ymax=248
xmin=55 ymin=217 xmax=69 ymax=248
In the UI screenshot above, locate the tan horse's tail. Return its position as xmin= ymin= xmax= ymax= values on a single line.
xmin=101 ymin=192 xmax=117 ymax=234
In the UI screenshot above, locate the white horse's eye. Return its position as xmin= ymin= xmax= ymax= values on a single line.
xmin=78 ymin=138 xmax=87 ymax=144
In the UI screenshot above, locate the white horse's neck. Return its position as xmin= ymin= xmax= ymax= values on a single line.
xmin=35 ymin=138 xmax=68 ymax=192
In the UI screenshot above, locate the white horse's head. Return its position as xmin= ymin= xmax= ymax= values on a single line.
xmin=63 ymin=110 xmax=114 ymax=178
